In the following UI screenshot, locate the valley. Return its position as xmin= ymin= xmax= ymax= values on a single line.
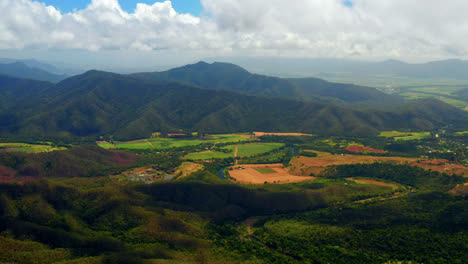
xmin=0 ymin=61 xmax=467 ymax=264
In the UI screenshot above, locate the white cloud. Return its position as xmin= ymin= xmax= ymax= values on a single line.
xmin=1 ymin=0 xmax=468 ymax=62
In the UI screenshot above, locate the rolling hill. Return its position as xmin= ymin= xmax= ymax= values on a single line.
xmin=131 ymin=61 xmax=403 ymax=106
xmin=206 ymin=57 xmax=468 ymax=80
xmin=0 ymin=62 xmax=67 ymax=83
xmin=0 ymin=71 xmax=465 ymax=141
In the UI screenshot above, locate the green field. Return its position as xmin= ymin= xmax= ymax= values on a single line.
xmin=184 ymin=143 xmax=284 ymax=160
xmin=379 ymin=131 xmax=430 ymax=140
xmin=320 ymin=138 xmax=362 ymax=148
xmin=0 ymin=143 xmax=66 ymax=153
xmin=254 ymin=168 xmax=277 ymax=174
xmin=99 ymin=134 xmax=253 ymax=150
xmin=222 ymin=143 xmax=284 ymax=157
xmin=399 ymin=86 xmax=468 ymax=109
xmin=183 ymin=151 xmax=233 ymax=160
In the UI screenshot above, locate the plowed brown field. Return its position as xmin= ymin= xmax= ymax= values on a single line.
xmin=229 ymin=164 xmax=315 ymax=184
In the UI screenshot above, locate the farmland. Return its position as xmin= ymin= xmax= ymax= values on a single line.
xmin=397 ymin=85 xmax=468 ymax=109
xmin=98 ymin=133 xmax=253 ymax=150
xmin=379 ymin=130 xmax=431 ymax=140
xmin=183 ymin=150 xmax=233 ymax=160
xmin=229 ymin=164 xmax=314 ymax=184
xmin=221 ymin=143 xmax=284 ymax=157
xmin=184 ymin=142 xmax=284 ymax=160
xmin=0 ymin=142 xmax=66 ymax=153
xmin=288 ymin=150 xmax=468 ymax=176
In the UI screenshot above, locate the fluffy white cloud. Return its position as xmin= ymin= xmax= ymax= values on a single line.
xmin=1 ymin=0 xmax=468 ymax=62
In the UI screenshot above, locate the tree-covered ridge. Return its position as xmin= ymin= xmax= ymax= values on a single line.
xmin=0 ymin=62 xmax=67 ymax=83
xmin=0 ymin=72 xmax=466 ymax=141
xmin=131 ymin=61 xmax=403 ymax=105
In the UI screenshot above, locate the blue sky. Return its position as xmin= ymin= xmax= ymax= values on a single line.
xmin=39 ymin=0 xmax=203 ymax=15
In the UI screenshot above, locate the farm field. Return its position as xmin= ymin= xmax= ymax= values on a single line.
xmin=98 ymin=134 xmax=253 ymax=150
xmin=253 ymin=132 xmax=312 ymax=137
xmin=346 ymin=178 xmax=400 ymax=190
xmin=379 ymin=131 xmax=431 ymax=140
xmin=229 ymin=164 xmax=315 ymax=184
xmin=398 ymin=85 xmax=468 ymax=109
xmin=174 ymin=162 xmax=204 ymax=178
xmin=0 ymin=142 xmax=66 ymax=153
xmin=183 ymin=150 xmax=233 ymax=160
xmin=221 ymin=143 xmax=284 ymax=157
xmin=184 ymin=142 xmax=284 ymax=160
xmin=289 ymin=150 xmax=468 ymax=176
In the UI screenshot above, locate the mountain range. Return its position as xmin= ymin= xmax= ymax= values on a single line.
xmin=131 ymin=61 xmax=403 ymax=106
xmin=206 ymin=57 xmax=468 ymax=80
xmin=0 ymin=62 xmax=466 ymax=141
xmin=0 ymin=61 xmax=67 ymax=82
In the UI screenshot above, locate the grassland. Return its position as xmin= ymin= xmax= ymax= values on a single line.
xmin=99 ymin=134 xmax=253 ymax=150
xmin=184 ymin=143 xmax=284 ymax=160
xmin=398 ymin=85 xmax=468 ymax=109
xmin=379 ymin=131 xmax=430 ymax=140
xmin=0 ymin=143 xmax=66 ymax=153
xmin=320 ymin=138 xmax=362 ymax=147
xmin=221 ymin=143 xmax=284 ymax=157
xmin=183 ymin=151 xmax=233 ymax=160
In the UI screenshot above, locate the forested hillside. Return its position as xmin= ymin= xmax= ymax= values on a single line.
xmin=0 ymin=62 xmax=67 ymax=83
xmin=0 ymin=71 xmax=465 ymax=141
xmin=131 ymin=61 xmax=403 ymax=105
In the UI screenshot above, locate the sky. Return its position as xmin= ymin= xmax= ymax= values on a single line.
xmin=39 ymin=0 xmax=202 ymax=15
xmin=1 ymin=0 xmax=468 ymax=70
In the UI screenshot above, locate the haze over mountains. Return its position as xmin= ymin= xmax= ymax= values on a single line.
xmin=0 ymin=61 xmax=67 ymax=83
xmin=206 ymin=57 xmax=468 ymax=80
xmin=131 ymin=61 xmax=403 ymax=106
xmin=0 ymin=61 xmax=466 ymax=141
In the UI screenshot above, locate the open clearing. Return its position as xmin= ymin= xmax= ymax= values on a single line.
xmin=184 ymin=143 xmax=284 ymax=160
xmin=449 ymin=183 xmax=468 ymax=196
xmin=183 ymin=150 xmax=232 ymax=160
xmin=253 ymin=132 xmax=312 ymax=137
xmin=174 ymin=162 xmax=204 ymax=178
xmin=229 ymin=164 xmax=315 ymax=184
xmin=98 ymin=134 xmax=253 ymax=150
xmin=346 ymin=178 xmax=399 ymax=190
xmin=221 ymin=143 xmax=284 ymax=157
xmin=379 ymin=131 xmax=431 ymax=140
xmin=289 ymin=151 xmax=468 ymax=176
xmin=0 ymin=143 xmax=66 ymax=153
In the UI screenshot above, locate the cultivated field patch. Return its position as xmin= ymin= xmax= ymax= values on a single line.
xmin=289 ymin=151 xmax=468 ymax=176
xmin=254 ymin=168 xmax=276 ymax=174
xmin=346 ymin=178 xmax=399 ymax=190
xmin=98 ymin=134 xmax=253 ymax=150
xmin=344 ymin=145 xmax=384 ymax=153
xmin=379 ymin=131 xmax=431 ymax=140
xmin=174 ymin=162 xmax=204 ymax=178
xmin=253 ymin=132 xmax=312 ymax=137
xmin=183 ymin=150 xmax=233 ymax=160
xmin=222 ymin=143 xmax=284 ymax=157
xmin=229 ymin=164 xmax=315 ymax=184
xmin=0 ymin=143 xmax=66 ymax=153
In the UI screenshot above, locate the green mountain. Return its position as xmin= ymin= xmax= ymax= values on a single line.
xmin=207 ymin=57 xmax=468 ymax=80
xmin=0 ymin=71 xmax=465 ymax=141
xmin=131 ymin=61 xmax=402 ymax=105
xmin=0 ymin=62 xmax=67 ymax=83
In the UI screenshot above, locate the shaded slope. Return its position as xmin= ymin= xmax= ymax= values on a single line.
xmin=131 ymin=61 xmax=401 ymax=105
xmin=0 ymin=62 xmax=67 ymax=83
xmin=0 ymin=72 xmax=465 ymax=141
